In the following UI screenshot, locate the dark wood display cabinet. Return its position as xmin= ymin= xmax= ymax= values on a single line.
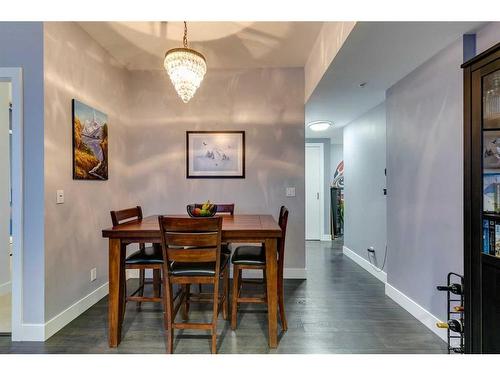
xmin=463 ymin=42 xmax=500 ymax=354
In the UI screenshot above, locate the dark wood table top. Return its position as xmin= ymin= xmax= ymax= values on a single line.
xmin=102 ymin=214 xmax=282 ymax=241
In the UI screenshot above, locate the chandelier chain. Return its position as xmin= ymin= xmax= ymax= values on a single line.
xmin=183 ymin=21 xmax=188 ymax=48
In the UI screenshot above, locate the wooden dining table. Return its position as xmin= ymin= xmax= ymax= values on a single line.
xmin=102 ymin=214 xmax=282 ymax=348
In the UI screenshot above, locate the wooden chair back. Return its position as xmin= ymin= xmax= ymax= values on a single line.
xmin=111 ymin=206 xmax=145 ymax=250
xmin=110 ymin=206 xmax=143 ymax=226
xmin=158 ymin=216 xmax=223 ymax=266
xmin=195 ymin=203 xmax=235 ymax=215
xmin=278 ymin=206 xmax=289 ymax=271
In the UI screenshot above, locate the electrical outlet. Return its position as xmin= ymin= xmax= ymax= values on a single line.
xmin=90 ymin=268 xmax=97 ymax=282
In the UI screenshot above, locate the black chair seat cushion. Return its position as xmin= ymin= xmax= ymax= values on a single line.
xmin=231 ymin=245 xmax=266 ymax=265
xmin=125 ymin=246 xmax=163 ymax=264
xmin=170 ymin=254 xmax=229 ymax=277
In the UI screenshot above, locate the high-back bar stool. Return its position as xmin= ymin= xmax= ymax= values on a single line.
xmin=158 ymin=216 xmax=230 ymax=354
xmin=110 ymin=206 xmax=163 ymax=312
xmin=230 ymin=206 xmax=289 ymax=332
xmin=194 ymin=203 xmax=234 ymax=293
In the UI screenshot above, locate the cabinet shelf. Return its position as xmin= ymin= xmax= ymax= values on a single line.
xmin=482 ymin=253 xmax=500 ymax=267
xmin=483 ymin=212 xmax=500 ymax=219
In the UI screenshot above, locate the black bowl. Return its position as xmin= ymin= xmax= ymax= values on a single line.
xmin=186 ymin=204 xmax=218 ymax=217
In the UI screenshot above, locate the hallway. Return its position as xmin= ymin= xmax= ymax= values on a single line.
xmin=0 ymin=239 xmax=447 ymax=353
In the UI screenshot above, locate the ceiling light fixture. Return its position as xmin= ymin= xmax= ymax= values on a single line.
xmin=307 ymin=121 xmax=333 ymax=132
xmin=164 ymin=21 xmax=207 ymax=103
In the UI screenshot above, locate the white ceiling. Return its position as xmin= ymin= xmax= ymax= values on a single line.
xmin=305 ymin=21 xmax=485 ymax=141
xmin=78 ymin=22 xmax=323 ymax=70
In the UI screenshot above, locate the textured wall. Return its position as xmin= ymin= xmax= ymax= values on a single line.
xmin=343 ymin=103 xmax=387 ymax=265
xmin=476 ymin=22 xmax=500 ymax=55
xmin=43 ymin=22 xmax=133 ymax=321
xmin=0 ymin=22 xmax=45 ymax=325
xmin=386 ymin=37 xmax=463 ymax=320
xmin=126 ymin=68 xmax=306 ymax=270
xmin=304 ymin=22 xmax=356 ymax=102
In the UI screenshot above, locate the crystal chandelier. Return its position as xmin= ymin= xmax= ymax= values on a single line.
xmin=164 ymin=22 xmax=207 ymax=103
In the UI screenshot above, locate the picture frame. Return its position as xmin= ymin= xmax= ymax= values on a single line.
xmin=186 ymin=131 xmax=245 ymax=178
xmin=72 ymin=99 xmax=108 ymax=180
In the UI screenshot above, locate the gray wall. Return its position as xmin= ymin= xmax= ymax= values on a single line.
xmin=0 ymin=22 xmax=45 ymax=324
xmin=385 ymin=22 xmax=500 ymax=321
xmin=386 ymin=38 xmax=463 ymax=319
xmin=305 ymin=138 xmax=331 ymax=236
xmin=126 ymin=68 xmax=306 ymax=270
xmin=343 ymin=103 xmax=387 ymax=265
xmin=43 ymin=22 xmax=133 ymax=321
xmin=476 ymin=22 xmax=500 ymax=55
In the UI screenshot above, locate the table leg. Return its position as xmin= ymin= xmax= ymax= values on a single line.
xmin=153 ymin=244 xmax=161 ymax=297
xmin=265 ymin=238 xmax=278 ymax=348
xmin=108 ymin=238 xmax=123 ymax=347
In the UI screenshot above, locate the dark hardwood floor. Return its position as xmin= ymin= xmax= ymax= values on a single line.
xmin=0 ymin=239 xmax=447 ymax=353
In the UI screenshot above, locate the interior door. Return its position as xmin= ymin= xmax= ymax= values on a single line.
xmin=0 ymin=82 xmax=11 ymax=333
xmin=305 ymin=144 xmax=322 ymax=240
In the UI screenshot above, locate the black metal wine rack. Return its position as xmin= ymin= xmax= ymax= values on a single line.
xmin=438 ymin=272 xmax=465 ymax=354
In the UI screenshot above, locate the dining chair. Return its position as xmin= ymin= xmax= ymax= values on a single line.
xmin=194 ymin=203 xmax=234 ymax=293
xmin=110 ymin=206 xmax=163 ymax=311
xmin=230 ymin=206 xmax=289 ymax=332
xmin=194 ymin=203 xmax=234 ymax=254
xmin=158 ymin=216 xmax=230 ymax=354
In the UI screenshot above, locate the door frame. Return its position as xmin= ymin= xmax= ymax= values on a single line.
xmin=305 ymin=142 xmax=325 ymax=240
xmin=0 ymin=68 xmax=23 ymax=340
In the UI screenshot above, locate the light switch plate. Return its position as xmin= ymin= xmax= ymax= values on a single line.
xmin=56 ymin=190 xmax=64 ymax=204
xmin=286 ymin=187 xmax=296 ymax=197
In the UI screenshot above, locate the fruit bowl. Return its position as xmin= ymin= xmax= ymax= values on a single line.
xmin=187 ymin=203 xmax=218 ymax=217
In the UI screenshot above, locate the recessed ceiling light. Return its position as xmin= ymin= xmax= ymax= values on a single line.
xmin=307 ymin=121 xmax=333 ymax=132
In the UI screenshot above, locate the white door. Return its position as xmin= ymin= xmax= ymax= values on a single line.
xmin=305 ymin=143 xmax=323 ymax=240
xmin=0 ymin=82 xmax=11 ymax=333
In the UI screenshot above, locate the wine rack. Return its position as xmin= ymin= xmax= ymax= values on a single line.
xmin=436 ymin=272 xmax=464 ymax=354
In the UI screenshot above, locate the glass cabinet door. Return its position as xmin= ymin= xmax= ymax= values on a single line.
xmin=482 ymin=68 xmax=500 ymax=258
xmin=483 ymin=70 xmax=500 ymax=129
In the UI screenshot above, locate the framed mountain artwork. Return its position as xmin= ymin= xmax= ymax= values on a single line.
xmin=72 ymin=99 xmax=108 ymax=180
xmin=186 ymin=131 xmax=245 ymax=178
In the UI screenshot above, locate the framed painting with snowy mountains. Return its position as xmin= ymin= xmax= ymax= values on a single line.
xmin=186 ymin=131 xmax=245 ymax=178
xmin=72 ymin=99 xmax=108 ymax=180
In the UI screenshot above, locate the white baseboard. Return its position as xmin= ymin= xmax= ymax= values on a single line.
xmin=321 ymin=234 xmax=332 ymax=241
xmin=43 ymin=282 xmax=109 ymax=341
xmin=17 ymin=324 xmax=45 ymax=341
xmin=342 ymin=246 xmax=387 ymax=283
xmin=343 ymin=245 xmax=445 ymax=343
xmin=0 ymin=281 xmax=11 ymax=296
xmin=385 ymin=283 xmax=447 ymax=342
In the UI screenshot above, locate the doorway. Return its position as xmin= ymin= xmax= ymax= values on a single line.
xmin=305 ymin=143 xmax=324 ymax=240
xmin=0 ymin=81 xmax=11 ymax=335
xmin=0 ymin=68 xmax=23 ymax=341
